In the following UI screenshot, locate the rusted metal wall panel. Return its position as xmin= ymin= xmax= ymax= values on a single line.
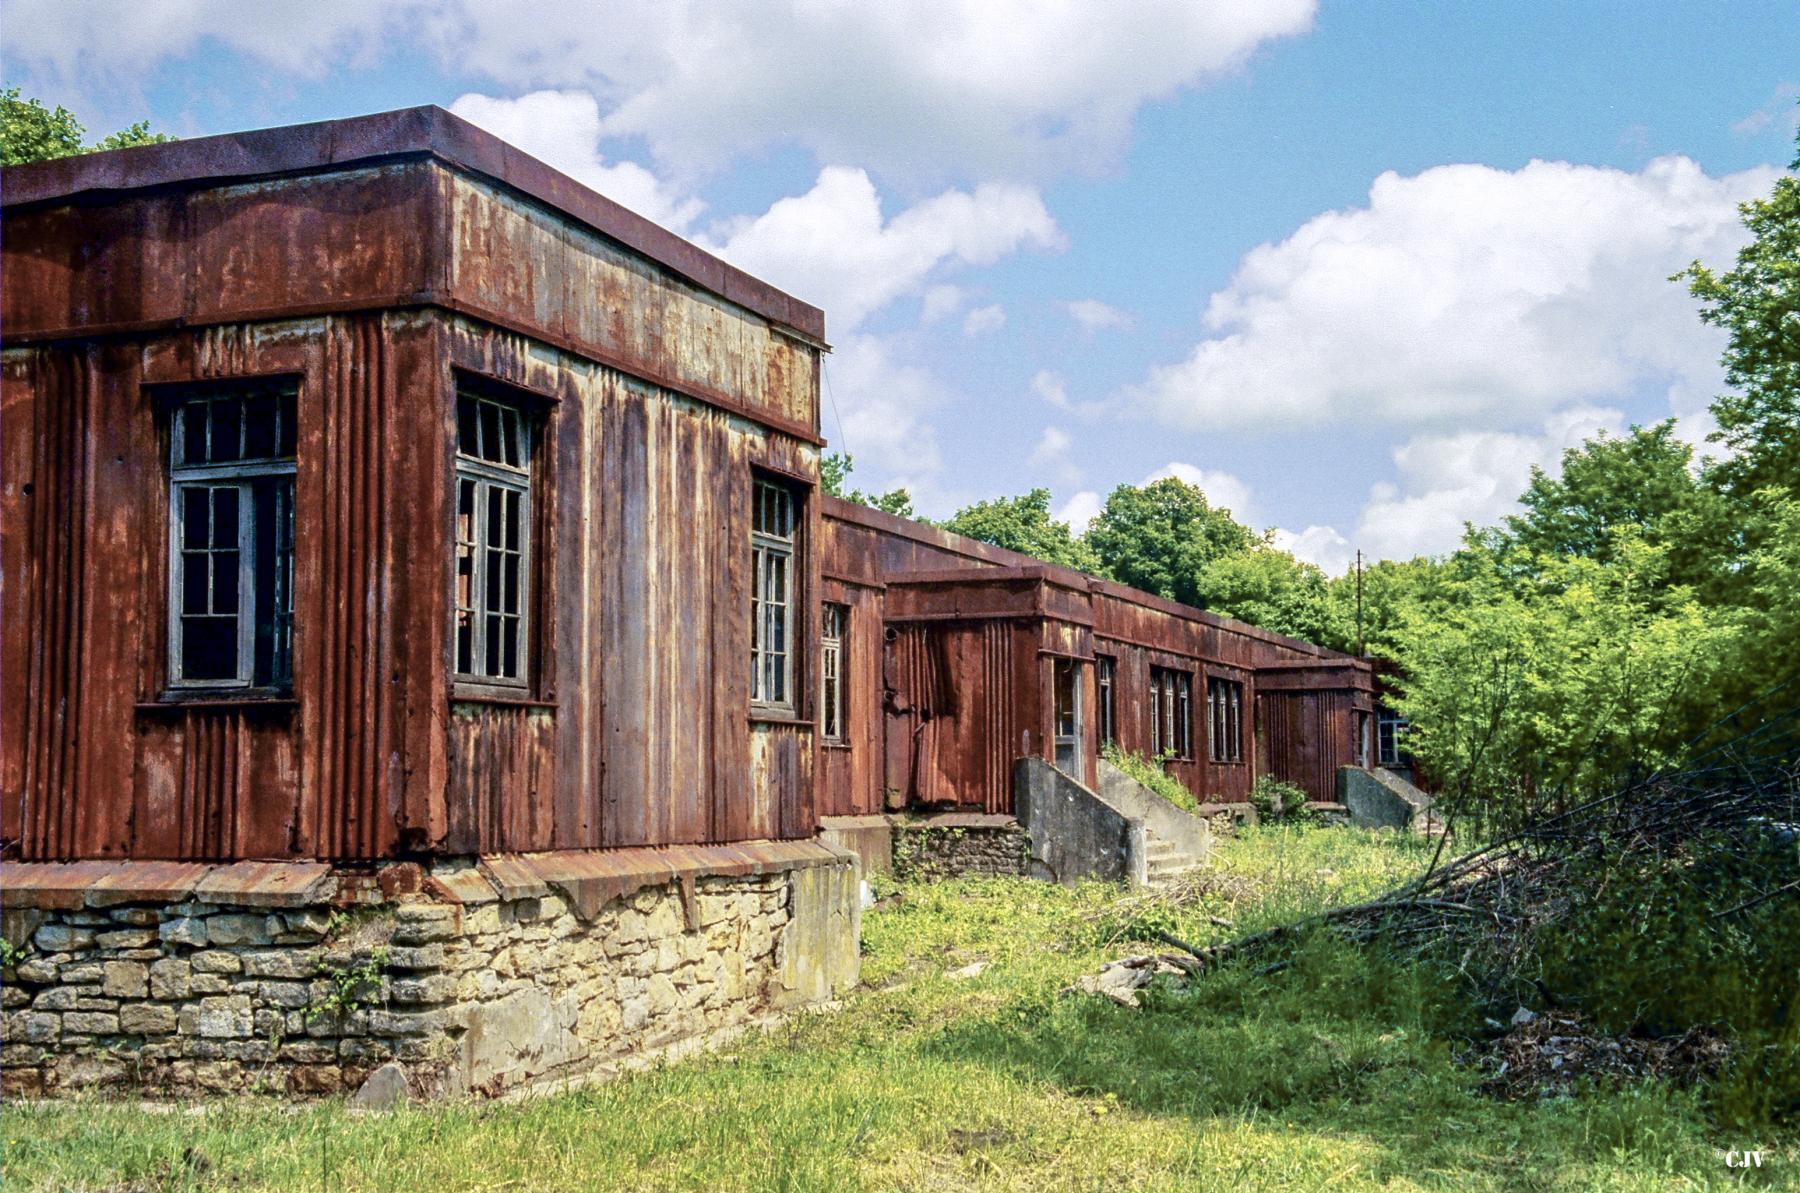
xmin=816 ymin=580 xmax=885 ymax=818
xmin=1256 ymin=690 xmax=1361 ymax=803
xmin=2 ymin=311 xmax=448 ymax=860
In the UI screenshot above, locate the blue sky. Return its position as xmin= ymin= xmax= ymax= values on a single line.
xmin=8 ymin=1 xmax=1796 ymax=569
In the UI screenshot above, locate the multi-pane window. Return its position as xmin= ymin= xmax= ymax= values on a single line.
xmin=1208 ymin=677 xmax=1244 ymax=763
xmin=1377 ymin=708 xmax=1409 ymax=767
xmin=1096 ymin=655 xmax=1116 ymax=748
xmin=751 ymin=478 xmax=797 ymax=711
xmin=168 ymin=385 xmax=296 ymax=691
xmin=1149 ymin=667 xmax=1192 ymax=759
xmin=454 ymin=390 xmax=533 ymax=685
xmin=821 ymin=602 xmax=848 ymax=742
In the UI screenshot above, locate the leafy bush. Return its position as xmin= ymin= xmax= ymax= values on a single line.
xmin=1101 ymin=744 xmax=1200 ymax=812
xmin=1250 ymin=775 xmax=1310 ymax=821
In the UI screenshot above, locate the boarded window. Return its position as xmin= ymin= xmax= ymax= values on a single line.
xmin=1208 ymin=677 xmax=1244 ymax=763
xmin=1149 ymin=667 xmax=1192 ymax=759
xmin=821 ymin=602 xmax=848 ymax=742
xmin=454 ymin=390 xmax=533 ymax=686
xmin=751 ymin=477 xmax=797 ymax=712
xmin=168 ymin=384 xmax=296 ymax=692
xmin=1096 ymin=654 xmax=1116 ymax=747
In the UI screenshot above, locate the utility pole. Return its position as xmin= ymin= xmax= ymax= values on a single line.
xmin=1355 ymin=549 xmax=1365 ymax=657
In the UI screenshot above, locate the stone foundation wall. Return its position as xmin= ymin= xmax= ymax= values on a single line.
xmin=1 ymin=845 xmax=859 ymax=1100
xmin=889 ymin=814 xmax=1029 ymax=881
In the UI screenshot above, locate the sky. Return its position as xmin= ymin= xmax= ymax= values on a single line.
xmin=7 ymin=1 xmax=1795 ymax=572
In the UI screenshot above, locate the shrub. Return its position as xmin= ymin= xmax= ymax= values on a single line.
xmin=1101 ymin=744 xmax=1200 ymax=812
xmin=1250 ymin=775 xmax=1310 ymax=821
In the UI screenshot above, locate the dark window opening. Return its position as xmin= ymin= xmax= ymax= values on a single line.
xmin=168 ymin=384 xmax=297 ymax=692
xmin=751 ymin=476 xmax=798 ymax=712
xmin=1149 ymin=667 xmax=1192 ymax=760
xmin=821 ymin=602 xmax=847 ymax=742
xmin=454 ymin=390 xmax=533 ymax=686
xmin=1378 ymin=708 xmax=1410 ymax=768
xmin=1208 ymin=677 xmax=1244 ymax=763
xmin=1096 ymin=654 xmax=1116 ymax=748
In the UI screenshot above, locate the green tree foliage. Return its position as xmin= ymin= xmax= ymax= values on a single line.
xmin=1083 ymin=476 xmax=1257 ymax=607
xmin=1681 ymin=112 xmax=1800 ymax=499
xmin=940 ymin=488 xmax=1099 ymax=572
xmin=1 ymin=86 xmax=173 ymax=166
xmin=1191 ymin=545 xmax=1344 ymax=646
xmin=818 ymin=451 xmax=920 ymax=519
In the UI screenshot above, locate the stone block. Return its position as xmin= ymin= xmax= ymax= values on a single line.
xmin=240 ymin=950 xmax=314 ymax=979
xmin=58 ymin=962 xmax=105 ymax=984
xmin=260 ymin=981 xmax=311 ymax=1009
xmin=109 ymin=908 xmax=162 ymax=926
xmin=190 ymin=974 xmax=232 ymax=995
xmin=33 ymin=924 xmax=93 ymax=953
xmin=159 ymin=917 xmax=208 ymax=947
xmin=180 ymin=996 xmax=252 ymax=1039
xmin=95 ymin=929 xmax=156 ymax=949
xmin=32 ymin=986 xmax=87 ymax=1011
xmin=206 ymin=914 xmax=275 ymax=947
xmin=64 ymin=1011 xmax=119 ymax=1035
xmin=385 ymin=944 xmax=444 ymax=971
xmin=149 ymin=958 xmax=192 ymax=1000
xmin=190 ymin=950 xmax=244 ymax=974
xmin=120 ymin=1003 xmax=178 ymax=1035
xmin=8 ymin=1012 xmax=60 ymax=1044
xmin=15 ymin=957 xmax=59 ymax=983
xmin=102 ymin=961 xmax=149 ymax=998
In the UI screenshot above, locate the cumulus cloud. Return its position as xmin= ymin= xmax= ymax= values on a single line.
xmin=702 ymin=166 xmax=1060 ymax=332
xmin=919 ymin=285 xmax=968 ymax=324
xmin=962 ymin=304 xmax=1007 ymax=336
xmin=824 ymin=334 xmax=947 ymax=488
xmin=1270 ymin=526 xmax=1355 ymax=576
xmin=1033 ymin=371 xmax=1072 ymax=410
xmin=1064 ymin=298 xmax=1133 ymax=333
xmin=1056 ymin=490 xmax=1104 ymax=533
xmin=1732 ymin=83 xmax=1800 ymax=140
xmin=1349 ymin=406 xmax=1627 ymax=562
xmin=11 ymin=1 xmax=1316 ymax=181
xmin=1127 ymin=156 xmax=1778 ymax=433
xmin=449 ymin=91 xmax=704 ymax=230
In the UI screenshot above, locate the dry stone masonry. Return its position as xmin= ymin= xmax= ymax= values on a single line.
xmin=1 ymin=844 xmax=859 ymax=1099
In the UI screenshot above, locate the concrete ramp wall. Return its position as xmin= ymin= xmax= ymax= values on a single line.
xmin=1338 ymin=766 xmax=1436 ymax=831
xmin=1014 ymin=757 xmax=1146 ymax=887
xmin=1096 ymin=760 xmax=1214 ymax=863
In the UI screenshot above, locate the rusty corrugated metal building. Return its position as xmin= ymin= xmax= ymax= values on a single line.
xmin=2 ymin=106 xmax=1371 ymax=866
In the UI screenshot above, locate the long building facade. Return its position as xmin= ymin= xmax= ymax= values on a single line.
xmin=0 ymin=107 xmax=1372 ymax=1097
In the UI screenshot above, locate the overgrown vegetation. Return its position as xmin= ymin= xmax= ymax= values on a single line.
xmin=13 ymin=828 xmax=1788 ymax=1191
xmin=1100 ymin=743 xmax=1199 ymax=812
xmin=1248 ymin=774 xmax=1310 ymax=822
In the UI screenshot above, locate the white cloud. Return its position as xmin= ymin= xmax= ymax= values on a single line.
xmin=1032 ymin=370 xmax=1072 ymax=411
xmin=1064 ymin=298 xmax=1133 ymax=333
xmin=449 ymin=91 xmax=704 ymax=230
xmin=962 ymin=304 xmax=1007 ymax=336
xmin=1 ymin=0 xmax=412 ymax=77
xmin=823 ymin=333 xmax=946 ymax=493
xmin=1350 ymin=406 xmax=1627 ymax=561
xmin=1056 ymin=490 xmax=1104 ymax=534
xmin=920 ymin=285 xmax=968 ymax=324
xmin=11 ymin=2 xmax=1316 ymax=181
xmin=1128 ymin=156 xmax=1779 ymax=434
xmin=1144 ymin=462 xmax=1256 ymax=524
xmin=1028 ymin=426 xmax=1072 ymax=466
xmin=1732 ymin=83 xmax=1800 ymax=140
xmin=1271 ymin=525 xmax=1354 ymax=575
xmin=703 ymin=166 xmax=1060 ymax=332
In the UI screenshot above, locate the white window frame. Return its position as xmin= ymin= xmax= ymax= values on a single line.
xmin=1208 ymin=676 xmax=1244 ymax=764
xmin=820 ymin=601 xmax=847 ymax=742
xmin=166 ymin=387 xmax=296 ymax=693
xmin=1150 ymin=667 xmax=1192 ymax=760
xmin=1378 ymin=708 xmax=1409 ymax=767
xmin=453 ymin=390 xmax=534 ymax=688
xmin=750 ymin=477 xmax=798 ymax=714
xmin=1096 ymin=654 xmax=1116 ymax=747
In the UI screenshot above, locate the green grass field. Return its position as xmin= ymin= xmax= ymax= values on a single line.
xmin=5 ymin=827 xmax=1793 ymax=1191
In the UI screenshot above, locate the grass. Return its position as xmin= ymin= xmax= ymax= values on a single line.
xmin=5 ymin=827 xmax=1795 ymax=1191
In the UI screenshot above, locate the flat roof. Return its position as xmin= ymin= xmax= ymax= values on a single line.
xmin=0 ymin=105 xmax=826 ymax=344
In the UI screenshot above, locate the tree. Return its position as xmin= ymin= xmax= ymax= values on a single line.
xmin=1682 ymin=112 xmax=1800 ymax=499
xmin=818 ymin=451 xmax=921 ymax=520
xmin=1083 ymin=476 xmax=1257 ymax=607
xmin=1494 ymin=421 xmax=1725 ymax=591
xmin=1192 ymin=546 xmax=1344 ymax=646
xmin=940 ymin=489 xmax=1100 ymax=572
xmin=2 ymin=86 xmax=173 ymax=166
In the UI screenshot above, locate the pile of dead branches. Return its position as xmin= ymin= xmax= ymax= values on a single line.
xmin=1153 ymin=758 xmax=1800 ymax=997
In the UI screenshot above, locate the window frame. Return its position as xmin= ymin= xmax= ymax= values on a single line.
xmin=750 ymin=473 xmax=801 ymax=718
xmin=1095 ymin=654 xmax=1117 ymax=748
xmin=1377 ymin=708 xmax=1409 ymax=768
xmin=1149 ymin=666 xmax=1193 ymax=760
xmin=1207 ymin=676 xmax=1245 ymax=764
xmin=452 ymin=387 xmax=536 ymax=692
xmin=820 ymin=601 xmax=848 ymax=744
xmin=164 ymin=382 xmax=298 ymax=697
